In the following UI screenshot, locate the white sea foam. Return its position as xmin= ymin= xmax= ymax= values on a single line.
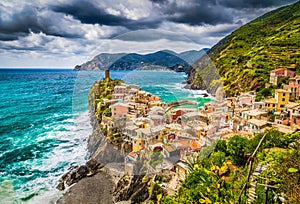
xmin=19 ymin=110 xmax=92 ymax=204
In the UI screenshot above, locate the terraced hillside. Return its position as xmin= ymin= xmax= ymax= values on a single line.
xmin=187 ymin=1 xmax=300 ymax=96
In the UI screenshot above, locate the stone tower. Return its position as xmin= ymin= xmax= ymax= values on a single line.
xmin=105 ymin=69 xmax=110 ymax=79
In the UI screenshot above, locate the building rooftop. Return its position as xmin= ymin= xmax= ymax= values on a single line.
xmin=182 ymin=111 xmax=204 ymax=119
xmin=253 ymin=101 xmax=265 ymax=104
xmin=111 ymin=102 xmax=129 ymax=107
xmin=270 ymin=68 xmax=286 ymax=73
xmin=112 ymin=93 xmax=125 ymax=96
xmin=162 ymin=144 xmax=176 ymax=152
xmin=149 ymin=114 xmax=164 ymax=120
xmin=274 ymin=124 xmax=296 ymax=134
xmin=177 ymin=140 xmax=201 ymax=150
xmin=247 ymin=119 xmax=268 ymax=127
xmin=149 ymin=106 xmax=164 ymax=112
xmin=243 ymin=109 xmax=268 ymax=117
xmin=285 ymin=102 xmax=300 ymax=109
xmin=151 ymin=125 xmax=165 ymax=133
xmin=125 ymin=125 xmax=138 ymax=131
xmin=275 ymin=89 xmax=290 ymax=93
xmin=264 ymin=98 xmax=277 ymax=104
xmin=114 ymin=85 xmax=127 ymax=89
xmin=166 ymin=123 xmax=183 ymax=131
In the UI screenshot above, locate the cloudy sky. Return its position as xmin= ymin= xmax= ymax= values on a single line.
xmin=0 ymin=0 xmax=297 ymax=68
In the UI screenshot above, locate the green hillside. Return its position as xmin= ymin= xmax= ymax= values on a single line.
xmin=190 ymin=1 xmax=300 ymax=96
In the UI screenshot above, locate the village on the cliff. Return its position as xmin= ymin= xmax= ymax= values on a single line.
xmin=96 ymin=68 xmax=300 ymax=192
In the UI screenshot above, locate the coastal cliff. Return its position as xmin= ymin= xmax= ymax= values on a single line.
xmin=184 ymin=54 xmax=223 ymax=96
xmin=57 ymin=76 xmax=149 ymax=203
xmin=87 ymin=80 xmax=127 ymax=164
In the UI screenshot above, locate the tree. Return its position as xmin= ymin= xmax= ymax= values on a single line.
xmin=103 ymin=107 xmax=111 ymax=117
xmin=215 ymin=140 xmax=227 ymax=154
xmin=210 ymin=151 xmax=226 ymax=167
xmin=227 ymin=135 xmax=249 ymax=165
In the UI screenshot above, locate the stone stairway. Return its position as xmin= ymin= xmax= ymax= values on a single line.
xmin=246 ymin=163 xmax=268 ymax=204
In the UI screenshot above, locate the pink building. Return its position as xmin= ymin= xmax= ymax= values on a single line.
xmin=112 ymin=93 xmax=124 ymax=100
xmin=149 ymin=115 xmax=164 ymax=126
xmin=238 ymin=95 xmax=255 ymax=107
xmin=269 ymin=68 xmax=295 ymax=85
xmin=114 ymin=85 xmax=127 ymax=94
xmin=286 ymin=102 xmax=300 ymax=126
xmin=111 ymin=102 xmax=129 ymax=118
xmin=288 ymin=76 xmax=300 ymax=100
xmin=275 ymin=102 xmax=300 ymax=126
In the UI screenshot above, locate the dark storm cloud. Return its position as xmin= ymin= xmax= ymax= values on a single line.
xmin=0 ymin=32 xmax=27 ymax=41
xmin=164 ymin=2 xmax=234 ymax=25
xmin=149 ymin=0 xmax=168 ymax=4
xmin=0 ymin=6 xmax=39 ymax=40
xmin=0 ymin=5 xmax=82 ymax=41
xmin=149 ymin=0 xmax=297 ymax=25
xmin=51 ymin=0 xmax=162 ymax=30
xmin=51 ymin=1 xmax=127 ymax=25
xmin=0 ymin=0 xmax=298 ymax=43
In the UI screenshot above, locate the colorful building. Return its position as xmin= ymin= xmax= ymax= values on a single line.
xmin=288 ymin=76 xmax=300 ymax=100
xmin=132 ymin=137 xmax=145 ymax=152
xmin=237 ymin=94 xmax=255 ymax=108
xmin=246 ymin=119 xmax=268 ymax=133
xmin=114 ymin=85 xmax=127 ymax=94
xmin=111 ymin=102 xmax=129 ymax=118
xmin=269 ymin=68 xmax=295 ymax=85
xmin=241 ymin=110 xmax=268 ymax=121
xmin=264 ymin=89 xmax=290 ymax=112
xmin=285 ymin=102 xmax=300 ymax=125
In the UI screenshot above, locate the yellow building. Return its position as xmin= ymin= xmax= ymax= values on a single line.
xmin=132 ymin=138 xmax=144 ymax=152
xmin=264 ymin=89 xmax=290 ymax=112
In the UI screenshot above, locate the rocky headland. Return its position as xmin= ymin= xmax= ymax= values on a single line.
xmin=56 ymin=76 xmax=150 ymax=204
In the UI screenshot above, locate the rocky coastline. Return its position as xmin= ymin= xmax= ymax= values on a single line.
xmin=56 ymin=77 xmax=149 ymax=204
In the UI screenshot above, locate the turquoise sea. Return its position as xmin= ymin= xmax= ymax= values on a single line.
xmin=0 ymin=69 xmax=210 ymax=203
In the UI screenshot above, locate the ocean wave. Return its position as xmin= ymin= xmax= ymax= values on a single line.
xmin=1 ymin=110 xmax=91 ymax=203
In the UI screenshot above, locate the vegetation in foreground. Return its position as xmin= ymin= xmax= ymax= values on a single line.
xmin=153 ymin=130 xmax=300 ymax=204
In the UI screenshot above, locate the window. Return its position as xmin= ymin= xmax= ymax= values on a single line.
xmin=273 ymin=104 xmax=275 ymax=107
xmin=280 ymin=105 xmax=284 ymax=108
xmin=283 ymin=93 xmax=286 ymax=96
xmin=282 ymin=98 xmax=285 ymax=101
